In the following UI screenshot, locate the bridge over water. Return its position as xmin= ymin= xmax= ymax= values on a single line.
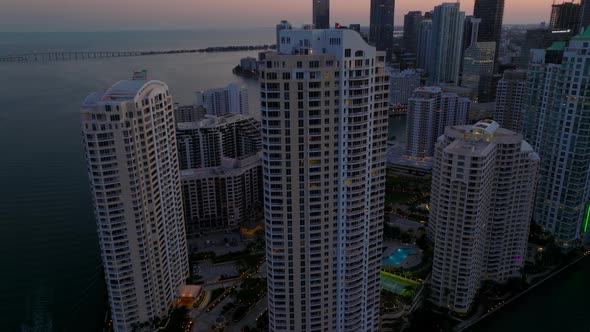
xmin=0 ymin=44 xmax=275 ymax=63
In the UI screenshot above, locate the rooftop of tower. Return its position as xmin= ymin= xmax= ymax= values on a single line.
xmin=82 ymin=70 xmax=167 ymax=106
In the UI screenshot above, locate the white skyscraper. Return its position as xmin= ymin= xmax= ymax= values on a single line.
xmin=495 ymin=70 xmax=527 ymax=133
xmin=389 ymin=69 xmax=421 ymax=106
xmin=429 ymin=120 xmax=539 ymax=314
xmin=429 ymin=3 xmax=465 ymax=84
xmin=195 ymin=83 xmax=249 ymax=116
xmin=81 ymin=72 xmax=188 ymax=332
xmin=406 ymin=87 xmax=470 ymax=158
xmin=524 ymin=31 xmax=590 ymax=247
xmin=263 ymin=29 xmax=389 ymax=331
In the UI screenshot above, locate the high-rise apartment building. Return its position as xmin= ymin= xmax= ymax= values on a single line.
xmin=429 ymin=3 xmax=465 ymax=84
xmin=429 ymin=120 xmax=539 ymax=314
xmin=177 ymin=114 xmax=262 ymax=237
xmin=416 ymin=19 xmax=433 ymax=71
xmin=174 ymin=104 xmax=206 ymax=123
xmin=80 ymin=72 xmax=188 ymax=332
xmin=462 ymin=42 xmax=496 ymax=101
xmin=494 ymin=70 xmax=527 ymax=133
xmin=195 ymin=83 xmax=249 ymax=116
xmin=313 ymin=0 xmax=330 ymax=29
xmin=550 ymin=1 xmax=581 ymax=31
xmin=406 ymin=87 xmax=470 ymax=158
xmin=524 ymin=30 xmax=590 ymax=247
xmin=266 ymin=29 xmax=389 ymax=331
xmin=403 ymin=11 xmax=423 ymax=54
xmin=389 ymin=69 xmax=421 ymax=106
xmin=473 ymin=0 xmax=505 ymax=68
xmin=370 ymin=0 xmax=395 ymax=61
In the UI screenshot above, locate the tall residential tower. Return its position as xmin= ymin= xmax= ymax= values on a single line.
xmin=81 ymin=72 xmax=188 ymax=332
xmin=524 ymin=31 xmax=590 ymax=247
xmin=429 ymin=120 xmax=539 ymax=314
xmin=264 ymin=29 xmax=389 ymax=331
xmin=494 ymin=70 xmax=527 ymax=133
xmin=429 ymin=3 xmax=465 ymax=84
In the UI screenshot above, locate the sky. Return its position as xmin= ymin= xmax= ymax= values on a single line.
xmin=0 ymin=0 xmax=559 ymax=32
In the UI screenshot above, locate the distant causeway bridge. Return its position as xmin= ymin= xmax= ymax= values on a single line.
xmin=0 ymin=44 xmax=275 ymax=63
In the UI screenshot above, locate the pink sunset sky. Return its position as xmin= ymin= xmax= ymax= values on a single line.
xmin=0 ymin=0 xmax=561 ymax=31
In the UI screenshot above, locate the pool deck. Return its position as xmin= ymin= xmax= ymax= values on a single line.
xmin=383 ymin=240 xmax=423 ymax=269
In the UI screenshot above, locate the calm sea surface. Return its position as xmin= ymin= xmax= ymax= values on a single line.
xmin=0 ymin=28 xmax=588 ymax=332
xmin=0 ymin=29 xmax=270 ymax=332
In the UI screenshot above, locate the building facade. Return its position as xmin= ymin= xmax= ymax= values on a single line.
xmin=582 ymin=0 xmax=590 ymax=31
xmin=494 ymin=70 xmax=527 ymax=133
xmin=550 ymin=1 xmax=581 ymax=31
xmin=370 ymin=0 xmax=395 ymax=61
xmin=176 ymin=114 xmax=262 ymax=237
xmin=403 ymin=11 xmax=423 ymax=54
xmin=174 ymin=104 xmax=206 ymax=123
xmin=195 ymin=83 xmax=249 ymax=116
xmin=416 ymin=19 xmax=433 ymax=72
xmin=389 ymin=69 xmax=421 ymax=107
xmin=264 ymin=29 xmax=389 ymax=331
xmin=81 ymin=73 xmax=188 ymax=332
xmin=313 ymin=0 xmax=330 ymax=29
xmin=473 ymin=0 xmax=505 ymax=67
xmin=276 ymin=20 xmax=293 ymax=48
xmin=462 ymin=42 xmax=496 ymax=101
xmin=429 ymin=120 xmax=539 ymax=314
xmin=429 ymin=3 xmax=465 ymax=84
xmin=406 ymin=86 xmax=470 ymax=158
xmin=524 ymin=31 xmax=590 ymax=247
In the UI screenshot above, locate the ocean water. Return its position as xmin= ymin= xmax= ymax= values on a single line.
xmin=0 ymin=28 xmax=272 ymax=332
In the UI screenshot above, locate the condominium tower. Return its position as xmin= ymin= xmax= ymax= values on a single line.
xmin=494 ymin=70 xmax=527 ymax=133
xmin=524 ymin=30 xmax=590 ymax=247
xmin=429 ymin=120 xmax=539 ymax=313
xmin=389 ymin=69 xmax=421 ymax=106
xmin=406 ymin=86 xmax=470 ymax=158
xmin=429 ymin=3 xmax=465 ymax=84
xmin=264 ymin=29 xmax=389 ymax=331
xmin=177 ymin=114 xmax=262 ymax=237
xmin=313 ymin=0 xmax=330 ymax=29
xmin=80 ymin=72 xmax=188 ymax=331
xmin=195 ymin=83 xmax=249 ymax=116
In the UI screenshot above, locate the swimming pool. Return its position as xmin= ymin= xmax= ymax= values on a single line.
xmin=383 ymin=248 xmax=416 ymax=265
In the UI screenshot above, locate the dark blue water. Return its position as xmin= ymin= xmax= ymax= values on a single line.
xmin=0 ymin=29 xmax=271 ymax=332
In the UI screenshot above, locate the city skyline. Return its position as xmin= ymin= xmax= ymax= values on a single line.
xmin=1 ymin=0 xmax=561 ymax=32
